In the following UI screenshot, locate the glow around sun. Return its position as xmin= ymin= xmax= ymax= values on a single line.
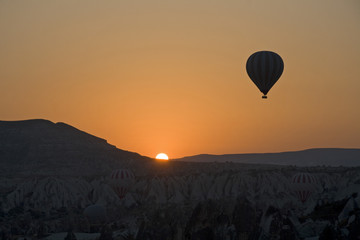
xmin=156 ymin=153 xmax=169 ymax=160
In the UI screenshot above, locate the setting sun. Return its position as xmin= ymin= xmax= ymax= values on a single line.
xmin=155 ymin=153 xmax=169 ymax=160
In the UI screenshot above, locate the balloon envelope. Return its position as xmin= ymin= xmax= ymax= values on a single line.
xmin=291 ymin=173 xmax=317 ymax=203
xmin=246 ymin=51 xmax=284 ymax=98
xmin=109 ymin=169 xmax=135 ymax=199
xmin=83 ymin=204 xmax=107 ymax=224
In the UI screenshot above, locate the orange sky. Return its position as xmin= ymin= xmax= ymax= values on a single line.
xmin=1 ymin=1 xmax=360 ymax=158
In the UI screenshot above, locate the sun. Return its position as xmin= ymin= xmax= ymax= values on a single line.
xmin=156 ymin=153 xmax=169 ymax=160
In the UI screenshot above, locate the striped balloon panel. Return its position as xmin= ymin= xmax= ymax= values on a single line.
xmin=111 ymin=169 xmax=134 ymax=179
xmin=292 ymin=173 xmax=316 ymax=184
xmin=110 ymin=169 xmax=135 ymax=199
xmin=246 ymin=51 xmax=284 ymax=95
xmin=114 ymin=186 xmax=128 ymax=199
xmin=295 ymin=190 xmax=312 ymax=203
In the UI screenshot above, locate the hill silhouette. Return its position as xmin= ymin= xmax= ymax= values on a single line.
xmin=1 ymin=119 xmax=359 ymax=179
xmin=174 ymin=148 xmax=360 ymax=166
xmin=0 ymin=119 xmax=150 ymax=177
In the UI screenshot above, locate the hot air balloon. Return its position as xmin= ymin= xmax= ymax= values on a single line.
xmin=246 ymin=51 xmax=284 ymax=99
xmin=109 ymin=169 xmax=135 ymax=200
xmin=84 ymin=204 xmax=107 ymax=232
xmin=291 ymin=173 xmax=317 ymax=203
xmin=84 ymin=204 xmax=107 ymax=224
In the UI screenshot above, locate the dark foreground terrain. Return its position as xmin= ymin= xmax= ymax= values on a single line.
xmin=1 ymin=120 xmax=359 ymax=239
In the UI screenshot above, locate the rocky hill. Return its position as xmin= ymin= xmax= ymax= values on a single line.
xmin=0 ymin=119 xmax=150 ymax=177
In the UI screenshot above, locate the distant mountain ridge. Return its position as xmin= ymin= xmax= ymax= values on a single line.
xmin=0 ymin=119 xmax=150 ymax=177
xmin=1 ymin=119 xmax=359 ymax=179
xmin=174 ymin=148 xmax=360 ymax=167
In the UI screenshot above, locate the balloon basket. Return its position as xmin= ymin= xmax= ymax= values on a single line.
xmin=262 ymin=95 xmax=267 ymax=99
